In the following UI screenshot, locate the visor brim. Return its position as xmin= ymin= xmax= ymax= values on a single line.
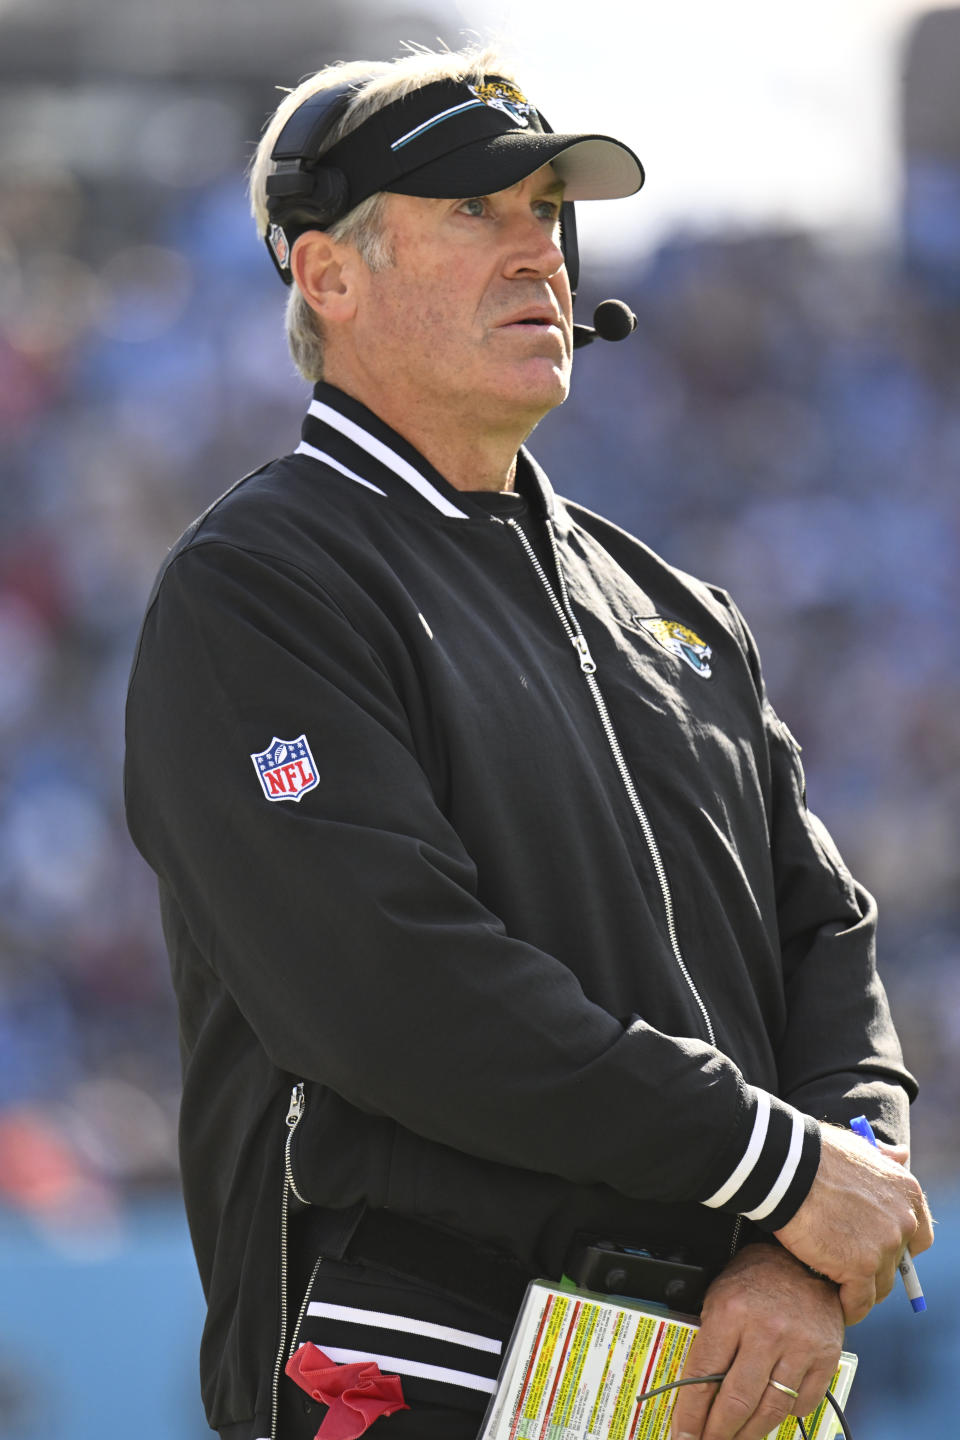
xmin=384 ymin=132 xmax=644 ymax=203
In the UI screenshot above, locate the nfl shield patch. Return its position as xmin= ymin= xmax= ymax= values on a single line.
xmin=251 ymin=734 xmax=319 ymax=803
xmin=267 ymin=222 xmax=290 ymax=269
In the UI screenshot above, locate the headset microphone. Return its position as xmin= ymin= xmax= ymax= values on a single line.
xmin=574 ymin=299 xmax=637 ymax=347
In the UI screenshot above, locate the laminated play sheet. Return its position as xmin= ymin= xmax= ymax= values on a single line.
xmin=479 ymin=1281 xmax=856 ymax=1440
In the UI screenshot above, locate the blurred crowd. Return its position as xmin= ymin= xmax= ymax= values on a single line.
xmin=1 ymin=81 xmax=959 ymax=1237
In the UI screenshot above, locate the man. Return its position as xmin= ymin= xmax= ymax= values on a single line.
xmin=124 ymin=45 xmax=932 ymax=1440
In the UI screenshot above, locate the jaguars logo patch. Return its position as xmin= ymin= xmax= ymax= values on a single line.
xmin=467 ymin=80 xmax=535 ymax=128
xmin=637 ymin=616 xmax=712 ymax=678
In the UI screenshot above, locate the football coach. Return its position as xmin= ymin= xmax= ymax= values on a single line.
xmin=124 ymin=44 xmax=933 ymax=1440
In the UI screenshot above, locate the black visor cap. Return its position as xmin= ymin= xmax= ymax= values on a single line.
xmin=319 ymin=77 xmax=644 ymax=214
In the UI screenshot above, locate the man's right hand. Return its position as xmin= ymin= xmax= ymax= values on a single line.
xmin=773 ymin=1126 xmax=933 ymax=1325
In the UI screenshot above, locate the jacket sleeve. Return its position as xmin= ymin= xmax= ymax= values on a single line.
xmin=125 ymin=540 xmax=821 ymax=1226
xmin=726 ymin=597 xmax=916 ymax=1150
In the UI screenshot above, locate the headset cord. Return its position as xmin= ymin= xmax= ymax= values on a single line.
xmin=635 ymin=1372 xmax=854 ymax=1440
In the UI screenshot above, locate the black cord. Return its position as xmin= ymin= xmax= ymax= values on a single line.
xmin=634 ymin=1372 xmax=727 ymax=1402
xmin=823 ymin=1386 xmax=854 ymax=1440
xmin=634 ymin=1372 xmax=850 ymax=1438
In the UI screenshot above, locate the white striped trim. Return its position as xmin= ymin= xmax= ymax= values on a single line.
xmin=701 ymin=1088 xmax=770 ymax=1209
xmin=307 ymin=398 xmax=470 ymax=519
xmin=305 ymin=1301 xmax=502 ymax=1354
xmin=315 ymin=1346 xmax=497 ymax=1394
xmin=390 ymin=100 xmax=484 ymax=151
xmin=294 ymin=441 xmax=387 ymax=495
xmin=743 ymin=1109 xmax=805 ymax=1222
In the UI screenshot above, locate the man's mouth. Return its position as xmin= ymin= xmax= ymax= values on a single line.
xmin=498 ymin=309 xmax=563 ymax=330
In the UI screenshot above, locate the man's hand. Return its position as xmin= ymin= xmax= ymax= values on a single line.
xmin=773 ymin=1125 xmax=933 ymax=1325
xmin=670 ymin=1244 xmax=842 ymax=1440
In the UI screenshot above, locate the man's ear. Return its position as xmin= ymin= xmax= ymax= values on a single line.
xmin=291 ymin=230 xmax=359 ymax=324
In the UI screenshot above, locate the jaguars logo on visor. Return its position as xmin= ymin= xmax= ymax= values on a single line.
xmin=467 ymin=80 xmax=535 ymax=129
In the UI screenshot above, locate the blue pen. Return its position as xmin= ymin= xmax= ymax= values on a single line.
xmin=850 ymin=1114 xmax=926 ymax=1313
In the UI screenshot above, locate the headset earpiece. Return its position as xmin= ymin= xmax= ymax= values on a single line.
xmin=264 ymin=81 xmax=359 ymax=282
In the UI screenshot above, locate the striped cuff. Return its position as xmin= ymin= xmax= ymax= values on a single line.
xmin=697 ymin=1087 xmax=821 ymax=1232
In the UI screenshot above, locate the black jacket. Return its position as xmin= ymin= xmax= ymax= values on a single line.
xmin=124 ymin=382 xmax=914 ymax=1439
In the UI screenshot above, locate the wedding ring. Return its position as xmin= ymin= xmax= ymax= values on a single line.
xmin=768 ymin=1378 xmax=800 ymax=1400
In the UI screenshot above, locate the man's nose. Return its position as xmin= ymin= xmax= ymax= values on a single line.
xmin=502 ymin=214 xmax=566 ymax=280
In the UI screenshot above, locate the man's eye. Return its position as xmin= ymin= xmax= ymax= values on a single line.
xmin=533 ymin=200 xmax=561 ymax=222
xmin=459 ymin=198 xmax=486 ymax=217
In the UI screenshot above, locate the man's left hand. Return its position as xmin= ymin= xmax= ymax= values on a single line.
xmin=669 ymin=1243 xmax=843 ymax=1440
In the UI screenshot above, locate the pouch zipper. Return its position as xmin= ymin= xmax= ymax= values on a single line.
xmin=285 ymin=1082 xmax=309 ymax=1206
xmin=270 ymin=1082 xmax=307 ymax=1440
xmin=503 ymin=516 xmax=715 ymax=1048
xmin=289 ymin=1252 xmax=325 ymax=1360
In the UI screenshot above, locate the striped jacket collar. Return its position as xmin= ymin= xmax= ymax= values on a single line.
xmin=296 ymin=382 xmax=556 ymax=521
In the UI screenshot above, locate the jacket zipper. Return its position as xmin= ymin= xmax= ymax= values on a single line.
xmin=503 ymin=516 xmax=716 ymax=1048
xmin=271 ymin=1082 xmax=307 ymax=1440
xmin=524 ymin=519 xmax=747 ymax=1260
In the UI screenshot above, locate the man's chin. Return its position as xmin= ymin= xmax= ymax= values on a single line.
xmin=497 ymin=358 xmax=571 ymax=418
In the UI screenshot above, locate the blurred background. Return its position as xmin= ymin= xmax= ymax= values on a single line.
xmin=0 ymin=0 xmax=958 ymax=1435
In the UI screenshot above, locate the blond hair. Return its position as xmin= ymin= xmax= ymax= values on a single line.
xmin=249 ymin=45 xmax=521 ymax=382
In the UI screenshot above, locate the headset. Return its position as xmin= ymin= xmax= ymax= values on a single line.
xmin=263 ymin=81 xmax=583 ymax=294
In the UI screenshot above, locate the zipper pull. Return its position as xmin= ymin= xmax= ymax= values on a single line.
xmin=572 ymin=634 xmax=597 ymax=674
xmin=286 ymin=1082 xmax=305 ymax=1128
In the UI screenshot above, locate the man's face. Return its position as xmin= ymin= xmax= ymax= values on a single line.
xmin=348 ymin=164 xmax=574 ymax=437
